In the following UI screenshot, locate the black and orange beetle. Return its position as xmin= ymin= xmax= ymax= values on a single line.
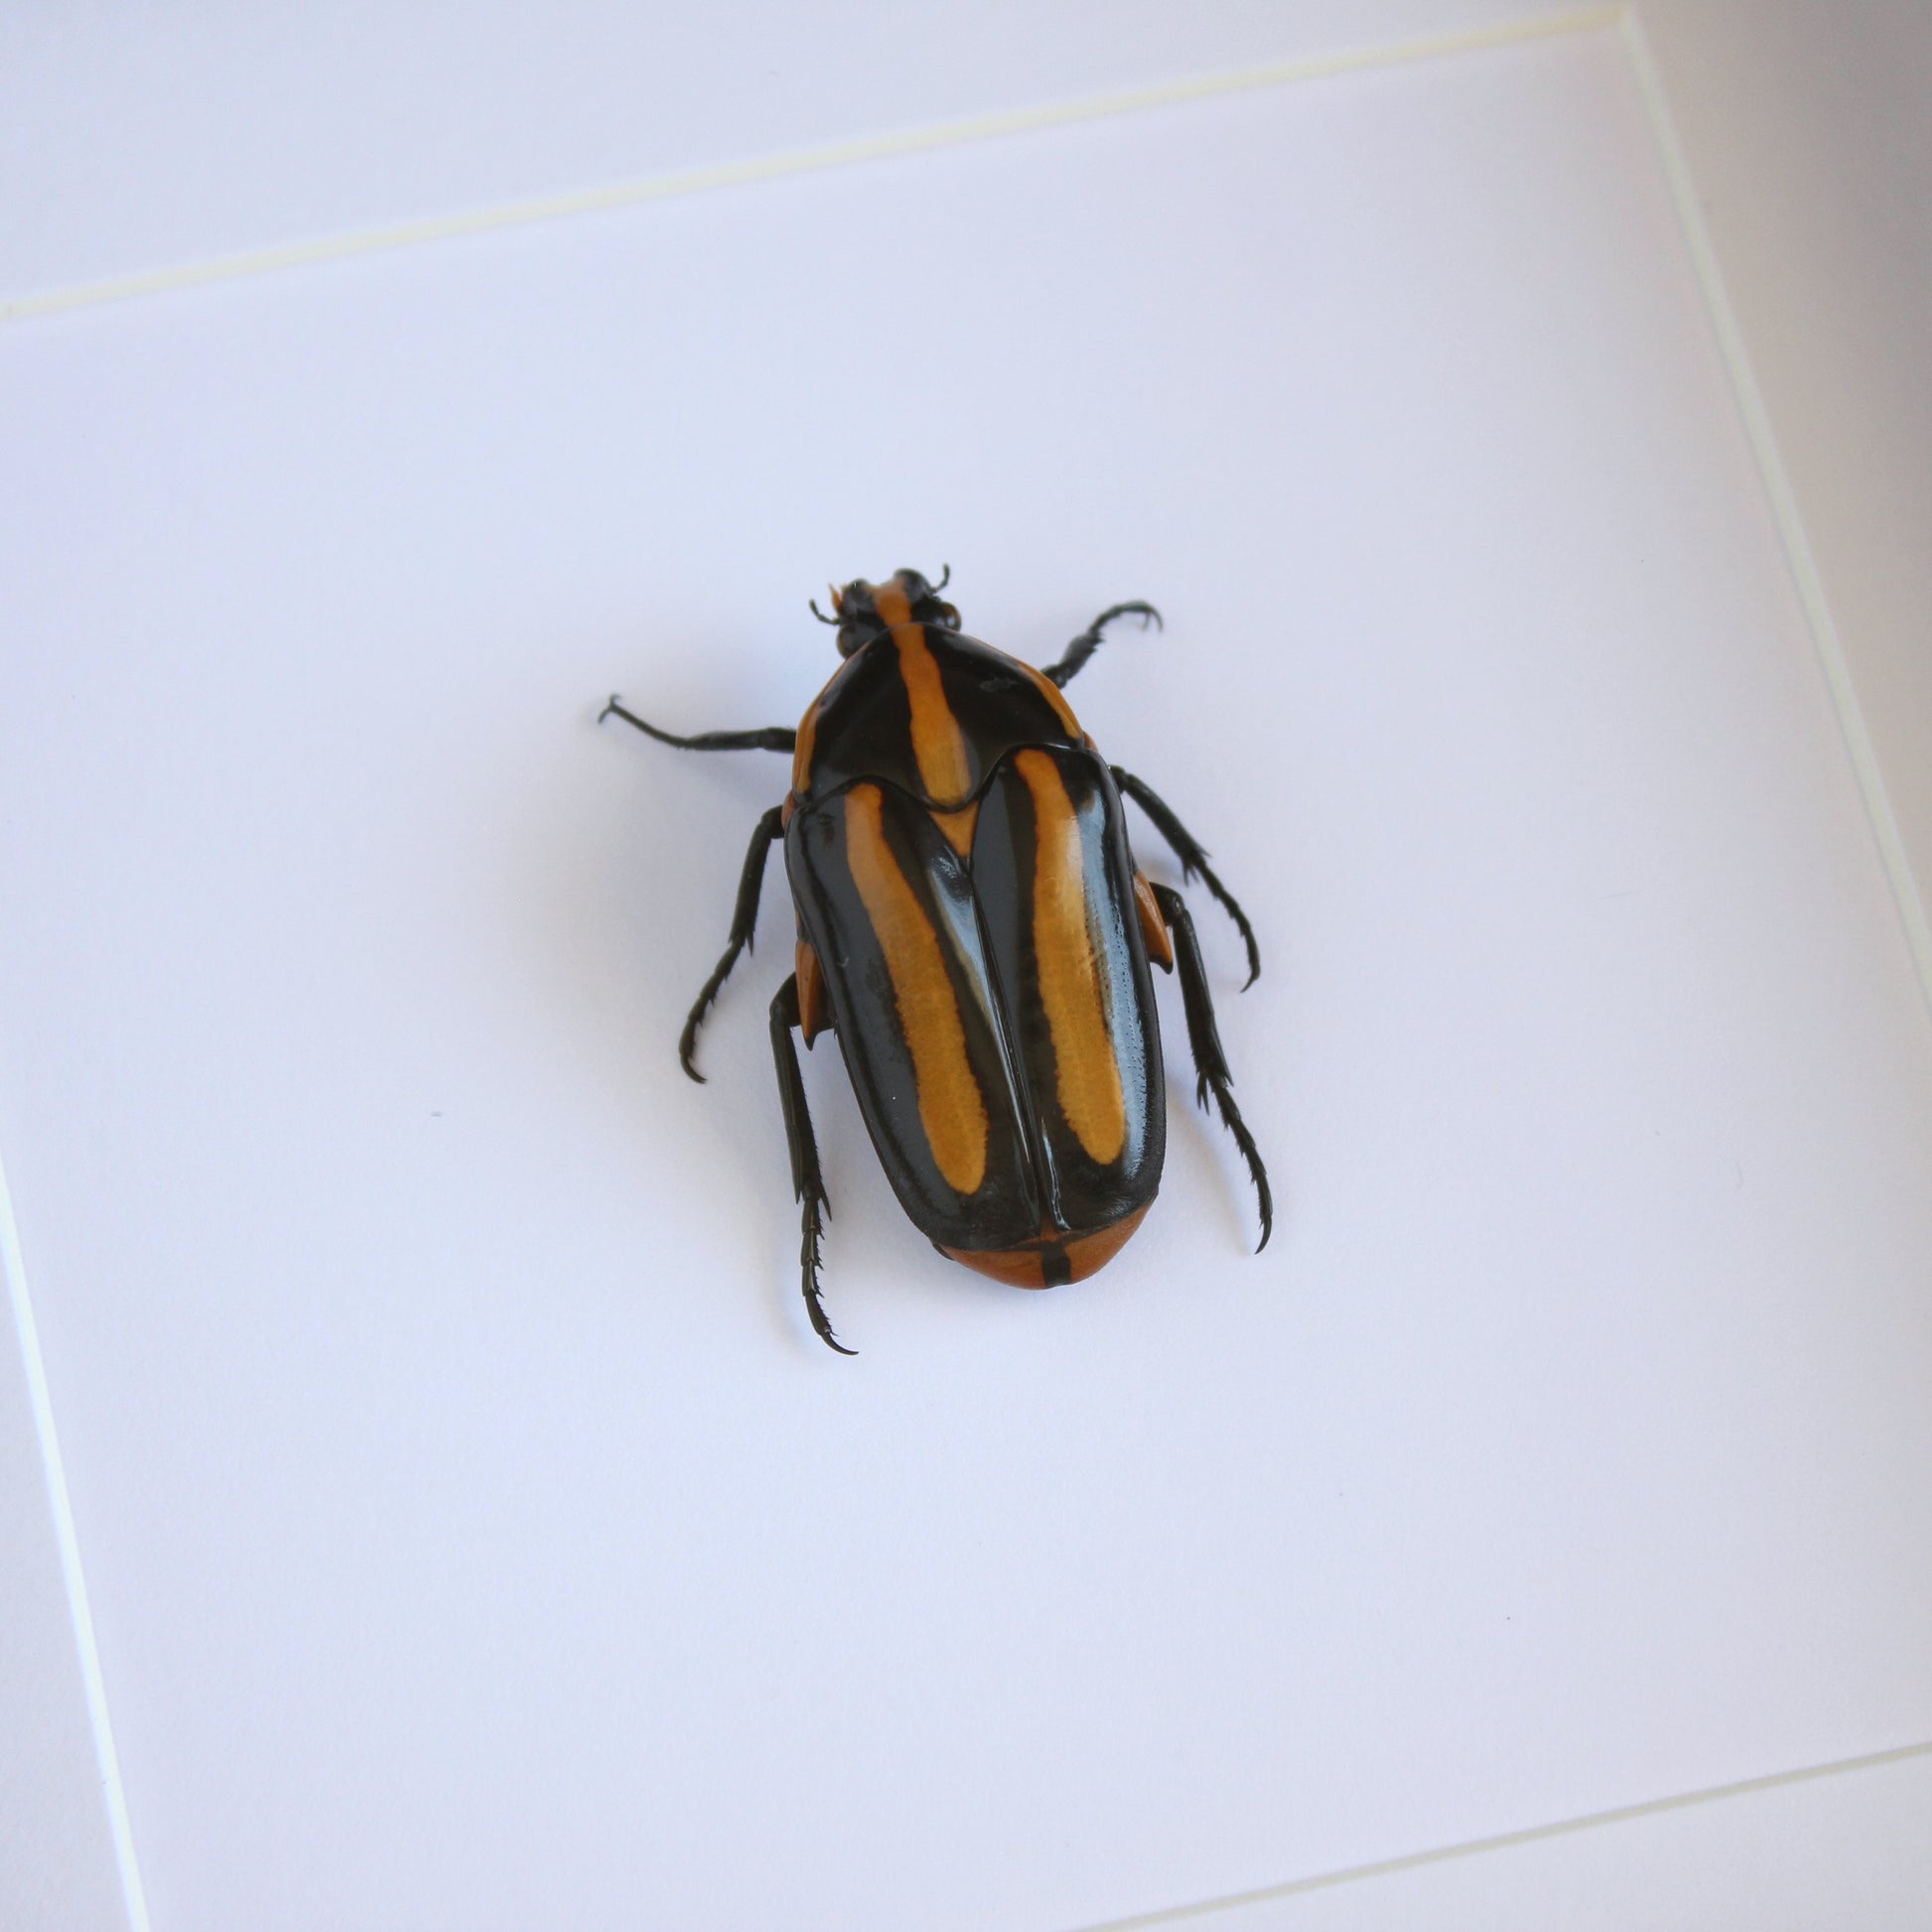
xmin=602 ymin=568 xmax=1270 ymax=1352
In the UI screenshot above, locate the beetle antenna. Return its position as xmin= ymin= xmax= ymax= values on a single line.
xmin=930 ymin=563 xmax=951 ymax=593
xmin=808 ymin=598 xmax=839 ymax=625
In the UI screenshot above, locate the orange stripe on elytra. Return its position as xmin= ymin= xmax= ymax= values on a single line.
xmin=843 ymin=785 xmax=988 ymax=1194
xmin=892 ymin=623 xmax=975 ymax=807
xmin=1016 ymin=750 xmax=1126 ymax=1166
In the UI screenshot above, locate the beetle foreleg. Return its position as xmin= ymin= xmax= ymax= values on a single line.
xmin=601 ymin=698 xmax=795 ymax=755
xmin=679 ymin=805 xmax=785 ymax=1081
xmin=770 ymin=975 xmax=855 ymax=1355
xmin=1039 ymin=601 xmax=1162 ymax=688
xmin=1114 ymin=768 xmax=1261 ymax=989
xmin=1151 ymin=883 xmax=1273 ymax=1252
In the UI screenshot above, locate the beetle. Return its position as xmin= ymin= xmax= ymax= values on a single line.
xmin=602 ymin=567 xmax=1270 ymax=1352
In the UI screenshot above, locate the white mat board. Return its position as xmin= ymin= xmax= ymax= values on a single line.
xmin=0 ymin=0 xmax=1590 ymax=303
xmin=2 ymin=26 xmax=1929 ymax=1931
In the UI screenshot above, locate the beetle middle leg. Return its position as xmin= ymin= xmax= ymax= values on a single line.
xmin=1151 ymin=883 xmax=1273 ymax=1251
xmin=1040 ymin=601 xmax=1162 ymax=689
xmin=769 ymin=974 xmax=854 ymax=1354
xmin=677 ymin=805 xmax=784 ymax=1081
xmin=1114 ymin=767 xmax=1261 ymax=988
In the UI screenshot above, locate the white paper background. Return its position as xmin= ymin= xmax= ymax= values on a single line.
xmin=3 ymin=25 xmax=1929 ymax=1931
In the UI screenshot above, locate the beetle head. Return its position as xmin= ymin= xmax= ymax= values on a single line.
xmin=812 ymin=567 xmax=960 ymax=655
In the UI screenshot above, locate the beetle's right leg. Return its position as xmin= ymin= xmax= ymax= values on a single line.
xmin=1039 ymin=601 xmax=1162 ymax=688
xmin=678 ymin=805 xmax=785 ymax=1081
xmin=1151 ymin=882 xmax=1273 ymax=1252
xmin=769 ymin=974 xmax=854 ymax=1355
xmin=1113 ymin=767 xmax=1261 ymax=989
xmin=601 ymin=697 xmax=795 ymax=755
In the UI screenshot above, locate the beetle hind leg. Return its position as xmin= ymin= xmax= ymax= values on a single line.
xmin=1151 ymin=883 xmax=1273 ymax=1251
xmin=770 ymin=974 xmax=855 ymax=1354
xmin=678 ymin=805 xmax=785 ymax=1081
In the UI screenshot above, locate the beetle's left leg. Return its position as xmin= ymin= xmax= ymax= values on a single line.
xmin=678 ymin=805 xmax=785 ymax=1081
xmin=1113 ymin=768 xmax=1260 ymax=988
xmin=1039 ymin=601 xmax=1162 ymax=688
xmin=769 ymin=974 xmax=854 ymax=1354
xmin=1151 ymin=883 xmax=1273 ymax=1251
xmin=600 ymin=699 xmax=795 ymax=755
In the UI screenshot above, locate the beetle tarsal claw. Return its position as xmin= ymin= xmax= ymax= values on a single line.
xmin=802 ymin=1196 xmax=856 ymax=1354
